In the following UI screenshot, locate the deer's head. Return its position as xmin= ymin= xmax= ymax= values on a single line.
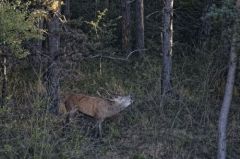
xmin=112 ymin=95 xmax=133 ymax=107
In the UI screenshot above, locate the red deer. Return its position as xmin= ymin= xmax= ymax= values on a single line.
xmin=60 ymin=93 xmax=133 ymax=137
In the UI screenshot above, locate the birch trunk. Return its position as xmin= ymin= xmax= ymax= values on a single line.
xmin=217 ymin=26 xmax=237 ymax=159
xmin=161 ymin=0 xmax=174 ymax=95
xmin=217 ymin=1 xmax=239 ymax=158
xmin=1 ymin=56 xmax=7 ymax=107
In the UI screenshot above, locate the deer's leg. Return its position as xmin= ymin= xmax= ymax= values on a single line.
xmin=96 ymin=119 xmax=104 ymax=138
xmin=63 ymin=109 xmax=77 ymax=134
xmin=66 ymin=108 xmax=77 ymax=123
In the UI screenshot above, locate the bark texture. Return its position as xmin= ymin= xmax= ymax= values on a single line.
xmin=199 ymin=0 xmax=213 ymax=42
xmin=161 ymin=0 xmax=174 ymax=95
xmin=121 ymin=0 xmax=131 ymax=53
xmin=64 ymin=0 xmax=71 ymax=19
xmin=104 ymin=0 xmax=109 ymax=9
xmin=46 ymin=13 xmax=61 ymax=114
xmin=135 ymin=0 xmax=144 ymax=54
xmin=32 ymin=18 xmax=44 ymax=67
xmin=1 ymin=56 xmax=7 ymax=107
xmin=217 ymin=1 xmax=239 ymax=158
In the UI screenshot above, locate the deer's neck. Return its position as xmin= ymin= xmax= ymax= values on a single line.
xmin=106 ymin=102 xmax=127 ymax=116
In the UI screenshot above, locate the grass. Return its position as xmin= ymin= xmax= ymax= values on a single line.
xmin=0 ymin=54 xmax=239 ymax=159
xmin=0 ymin=93 xmax=239 ymax=158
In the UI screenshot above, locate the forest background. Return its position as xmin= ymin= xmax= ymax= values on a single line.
xmin=0 ymin=0 xmax=240 ymax=158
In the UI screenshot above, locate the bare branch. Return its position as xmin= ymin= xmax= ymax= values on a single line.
xmin=146 ymin=11 xmax=160 ymax=19
xmin=82 ymin=49 xmax=147 ymax=61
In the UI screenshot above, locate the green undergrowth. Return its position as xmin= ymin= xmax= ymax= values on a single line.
xmin=1 ymin=53 xmax=240 ymax=159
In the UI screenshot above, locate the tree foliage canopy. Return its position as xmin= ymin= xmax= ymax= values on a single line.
xmin=0 ymin=1 xmax=42 ymax=58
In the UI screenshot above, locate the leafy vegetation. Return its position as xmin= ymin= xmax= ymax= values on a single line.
xmin=0 ymin=1 xmax=42 ymax=58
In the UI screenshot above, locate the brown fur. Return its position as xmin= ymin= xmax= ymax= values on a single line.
xmin=63 ymin=93 xmax=116 ymax=119
xmin=60 ymin=93 xmax=132 ymax=137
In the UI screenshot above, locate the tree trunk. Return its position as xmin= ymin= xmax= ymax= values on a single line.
xmin=46 ymin=13 xmax=61 ymax=114
xmin=161 ymin=0 xmax=174 ymax=95
xmin=217 ymin=1 xmax=239 ymax=158
xmin=104 ymin=0 xmax=109 ymax=9
xmin=64 ymin=0 xmax=71 ymax=19
xmin=95 ymin=0 xmax=99 ymax=17
xmin=32 ymin=18 xmax=44 ymax=67
xmin=1 ymin=55 xmax=7 ymax=107
xmin=135 ymin=0 xmax=144 ymax=55
xmin=199 ymin=0 xmax=213 ymax=43
xmin=121 ymin=0 xmax=131 ymax=53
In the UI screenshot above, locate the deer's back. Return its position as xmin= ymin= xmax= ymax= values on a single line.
xmin=64 ymin=93 xmax=113 ymax=119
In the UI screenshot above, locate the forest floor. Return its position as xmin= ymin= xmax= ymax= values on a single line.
xmin=1 ymin=95 xmax=239 ymax=159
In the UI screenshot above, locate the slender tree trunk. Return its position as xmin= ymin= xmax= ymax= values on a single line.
xmin=161 ymin=0 xmax=174 ymax=95
xmin=46 ymin=13 xmax=61 ymax=114
xmin=217 ymin=28 xmax=237 ymax=159
xmin=121 ymin=0 xmax=131 ymax=53
xmin=64 ymin=0 xmax=71 ymax=19
xmin=135 ymin=0 xmax=144 ymax=54
xmin=1 ymin=55 xmax=7 ymax=107
xmin=199 ymin=0 xmax=213 ymax=43
xmin=104 ymin=0 xmax=109 ymax=9
xmin=95 ymin=0 xmax=99 ymax=17
xmin=217 ymin=1 xmax=239 ymax=158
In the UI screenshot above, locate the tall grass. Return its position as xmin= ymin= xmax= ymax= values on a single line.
xmin=0 ymin=51 xmax=239 ymax=159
